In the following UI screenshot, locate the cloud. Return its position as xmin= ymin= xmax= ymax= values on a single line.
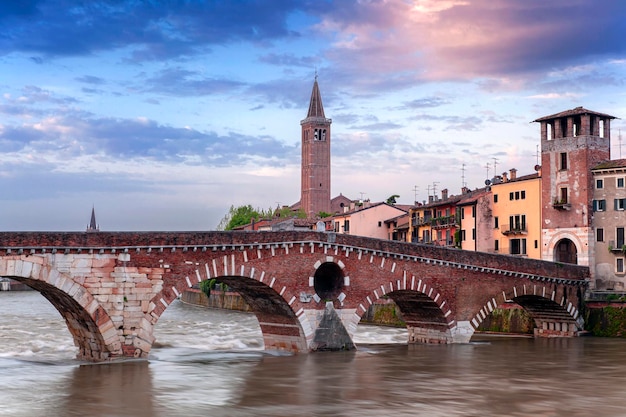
xmin=0 ymin=0 xmax=303 ymax=61
xmin=314 ymin=0 xmax=626 ymax=89
xmin=0 ymin=111 xmax=296 ymax=167
xmin=144 ymin=67 xmax=246 ymax=97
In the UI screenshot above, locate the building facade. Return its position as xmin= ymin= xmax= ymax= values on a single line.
xmin=535 ymin=107 xmax=615 ymax=267
xmin=458 ymin=188 xmax=492 ymax=252
xmin=591 ymin=159 xmax=626 ymax=290
xmin=490 ymin=170 xmax=542 ymax=259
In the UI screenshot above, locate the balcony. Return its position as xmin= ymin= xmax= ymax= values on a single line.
xmin=431 ymin=215 xmax=458 ymax=229
xmin=412 ymin=216 xmax=432 ymax=226
xmin=501 ymin=225 xmax=528 ymax=235
xmin=608 ymin=240 xmax=626 ymax=253
xmin=552 ymin=199 xmax=571 ymax=210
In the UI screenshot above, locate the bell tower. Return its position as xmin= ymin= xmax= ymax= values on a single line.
xmin=535 ymin=107 xmax=615 ymax=265
xmin=300 ymin=76 xmax=332 ymax=218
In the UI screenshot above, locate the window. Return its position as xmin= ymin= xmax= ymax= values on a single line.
xmin=509 ymin=192 xmax=514 ymax=200
xmin=560 ymin=152 xmax=568 ymax=170
xmin=617 ymin=258 xmax=625 ymax=274
xmin=560 ymin=187 xmax=568 ymax=204
xmin=494 ymin=194 xmax=498 ymax=203
xmin=509 ymin=214 xmax=526 ymax=231
xmin=378 ymin=221 xmax=382 ymax=227
xmin=596 ymin=179 xmax=604 ymax=189
xmin=510 ymin=238 xmax=527 ymax=255
xmin=461 ymin=208 xmax=465 ymax=220
xmin=618 ymin=178 xmax=625 ymax=188
xmin=515 ymin=191 xmax=520 ymax=200
xmin=494 ymin=240 xmax=499 ymax=251
xmin=461 ymin=230 xmax=466 ymax=241
xmin=593 ymin=199 xmax=606 ymax=211
xmin=618 ymin=227 xmax=625 ymax=248
xmin=597 ymin=228 xmax=604 ymax=242
xmin=472 ymin=205 xmax=476 ymax=218
xmin=472 ymin=228 xmax=476 ymax=240
xmin=521 ymin=190 xmax=526 ymax=199
xmin=534 ymin=240 xmax=538 ymax=249
xmin=615 ymin=199 xmax=626 ymax=211
xmin=344 ymin=220 xmax=350 ymax=232
xmin=494 ymin=217 xmax=499 ymax=229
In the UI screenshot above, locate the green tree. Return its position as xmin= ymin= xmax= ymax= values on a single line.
xmin=273 ymin=206 xmax=307 ymax=219
xmin=217 ymin=204 xmax=264 ymax=230
xmin=317 ymin=211 xmax=333 ymax=218
xmin=386 ymin=194 xmax=400 ymax=205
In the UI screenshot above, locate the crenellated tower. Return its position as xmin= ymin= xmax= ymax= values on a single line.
xmin=535 ymin=106 xmax=615 ymax=265
xmin=300 ymin=76 xmax=332 ymax=218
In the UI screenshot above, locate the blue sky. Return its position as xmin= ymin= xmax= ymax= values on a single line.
xmin=1 ymin=0 xmax=626 ymax=231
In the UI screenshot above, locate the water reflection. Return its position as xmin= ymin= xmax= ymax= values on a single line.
xmin=3 ymin=292 xmax=626 ymax=417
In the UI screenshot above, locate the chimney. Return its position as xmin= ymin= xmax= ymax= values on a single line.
xmin=428 ymin=195 xmax=434 ymax=203
xmin=441 ymin=188 xmax=448 ymax=200
xmin=502 ymin=172 xmax=508 ymax=182
xmin=509 ymin=168 xmax=517 ymax=180
xmin=461 ymin=186 xmax=469 ymax=194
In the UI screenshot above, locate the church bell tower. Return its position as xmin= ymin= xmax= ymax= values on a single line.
xmin=300 ymin=76 xmax=332 ymax=218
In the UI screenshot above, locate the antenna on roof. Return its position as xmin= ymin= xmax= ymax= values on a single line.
xmin=412 ymin=185 xmax=419 ymax=204
xmin=461 ymin=163 xmax=467 ymax=188
xmin=492 ymin=157 xmax=498 ymax=178
xmin=485 ymin=162 xmax=490 ymax=180
xmin=619 ymin=129 xmax=622 ymax=159
xmin=535 ymin=144 xmax=540 ymax=165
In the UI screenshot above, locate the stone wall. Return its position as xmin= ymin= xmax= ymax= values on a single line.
xmin=180 ymin=289 xmax=251 ymax=312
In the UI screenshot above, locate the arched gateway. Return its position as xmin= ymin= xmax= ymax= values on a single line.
xmin=0 ymin=231 xmax=588 ymax=361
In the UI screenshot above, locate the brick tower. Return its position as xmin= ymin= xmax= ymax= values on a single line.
xmin=300 ymin=76 xmax=332 ymax=218
xmin=535 ymin=107 xmax=615 ymax=265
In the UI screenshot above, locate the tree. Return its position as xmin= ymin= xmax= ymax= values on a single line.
xmin=273 ymin=206 xmax=307 ymax=219
xmin=217 ymin=205 xmax=265 ymax=230
xmin=386 ymin=194 xmax=400 ymax=205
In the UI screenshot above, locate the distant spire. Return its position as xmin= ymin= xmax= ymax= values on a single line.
xmin=87 ymin=206 xmax=99 ymax=232
xmin=306 ymin=75 xmax=326 ymax=119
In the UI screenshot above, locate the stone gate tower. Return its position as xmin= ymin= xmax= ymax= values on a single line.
xmin=300 ymin=76 xmax=332 ymax=218
xmin=535 ymin=107 xmax=615 ymax=266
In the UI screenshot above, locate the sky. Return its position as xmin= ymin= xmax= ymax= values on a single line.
xmin=1 ymin=0 xmax=626 ymax=231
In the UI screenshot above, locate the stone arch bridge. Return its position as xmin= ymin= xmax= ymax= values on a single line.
xmin=0 ymin=231 xmax=588 ymax=361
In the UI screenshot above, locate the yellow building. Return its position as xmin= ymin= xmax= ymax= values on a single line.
xmin=490 ymin=169 xmax=542 ymax=259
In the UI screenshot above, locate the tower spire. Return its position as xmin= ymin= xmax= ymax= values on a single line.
xmin=306 ymin=76 xmax=326 ymax=119
xmin=87 ymin=206 xmax=99 ymax=232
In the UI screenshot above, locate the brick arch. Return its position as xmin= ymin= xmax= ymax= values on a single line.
xmin=354 ymin=270 xmax=455 ymax=344
xmin=469 ymin=284 xmax=581 ymax=335
xmin=0 ymin=258 xmax=123 ymax=361
xmin=151 ymin=256 xmax=309 ymax=353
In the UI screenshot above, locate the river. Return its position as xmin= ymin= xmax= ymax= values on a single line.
xmin=1 ymin=291 xmax=626 ymax=417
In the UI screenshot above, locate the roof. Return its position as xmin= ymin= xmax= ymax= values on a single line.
xmin=593 ymin=159 xmax=626 ymax=171
xmin=533 ymin=106 xmax=616 ymax=123
xmin=332 ymin=202 xmax=407 ymax=218
xmin=307 ymin=78 xmax=325 ymax=118
xmin=457 ymin=188 xmax=490 ymax=206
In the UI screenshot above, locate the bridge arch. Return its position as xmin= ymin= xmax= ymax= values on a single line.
xmin=153 ymin=257 xmax=310 ymax=353
xmin=469 ymin=284 xmax=583 ymax=337
xmin=353 ymin=269 xmax=457 ymax=344
xmin=0 ymin=257 xmax=123 ymax=361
